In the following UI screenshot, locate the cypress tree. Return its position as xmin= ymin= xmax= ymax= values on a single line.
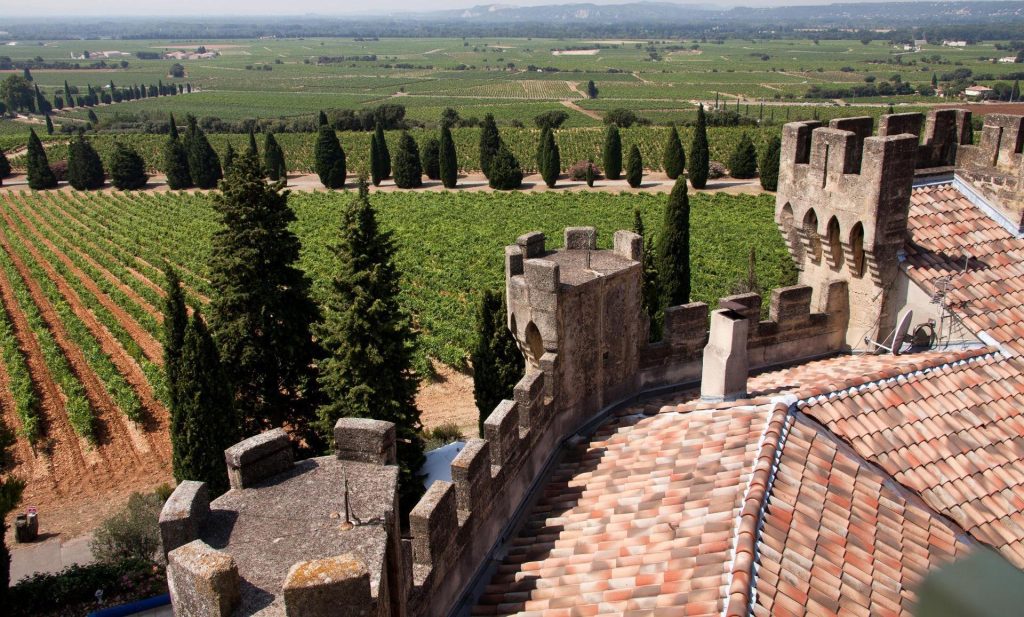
xmin=264 ymin=132 xmax=287 ymax=183
xmin=318 ymin=110 xmax=328 ymax=127
xmin=626 ymin=144 xmax=643 ymax=188
xmin=370 ymin=124 xmax=389 ymax=186
xmin=171 ymin=311 xmax=237 ymax=497
xmin=87 ymin=109 xmax=98 ymax=124
xmin=439 ymin=124 xmax=458 ymax=189
xmin=585 ymin=158 xmax=595 ymax=187
xmin=1013 ymin=79 xmax=1021 ymax=102
xmin=45 ymin=114 xmax=54 ymax=135
xmin=185 ymin=116 xmax=222 ymax=189
xmin=162 ymin=262 xmax=188 ymax=410
xmin=245 ymin=128 xmax=260 ymax=169
xmin=488 ymin=143 xmax=523 ymax=190
xmin=0 ymin=416 xmax=25 ymax=602
xmin=603 ymin=123 xmax=622 ymax=180
xmin=26 ymin=128 xmax=57 ymax=190
xmin=657 ymin=177 xmax=691 ymax=307
xmin=688 ymin=104 xmax=710 ymax=189
xmin=479 ymin=113 xmax=501 ymax=178
xmin=316 ymin=180 xmax=425 ymax=515
xmin=109 ymin=142 xmax=148 ymax=190
xmin=222 ymin=143 xmax=237 ymax=174
xmin=209 ymin=155 xmax=321 ymax=439
xmin=759 ymin=135 xmax=781 ymax=192
xmin=633 ymin=208 xmax=661 ymax=341
xmin=422 ymin=137 xmax=440 ymax=181
xmin=392 ymin=131 xmax=423 ymax=189
xmin=471 ymin=289 xmax=524 ymax=438
xmin=728 ymin=132 xmax=758 ymax=179
xmin=64 ymin=80 xmax=72 ymax=104
xmin=314 ymin=125 xmax=346 ymax=189
xmin=67 ymin=132 xmax=105 ymax=190
xmin=587 ymin=80 xmax=598 ymax=99
xmin=538 ymin=127 xmax=560 ymax=188
xmin=662 ymin=124 xmax=685 ymax=180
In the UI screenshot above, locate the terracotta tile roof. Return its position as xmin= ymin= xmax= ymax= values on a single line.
xmin=754 ymin=412 xmax=973 ymax=617
xmin=906 ymin=183 xmax=1024 ymax=355
xmin=799 ymin=352 xmax=1024 ymax=567
xmin=473 ymin=406 xmax=771 ymax=616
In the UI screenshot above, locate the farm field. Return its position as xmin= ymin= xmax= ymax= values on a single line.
xmin=0 ymin=187 xmax=793 ymax=537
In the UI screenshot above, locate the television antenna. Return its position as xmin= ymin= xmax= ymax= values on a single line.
xmin=865 ymin=310 xmax=914 ymax=355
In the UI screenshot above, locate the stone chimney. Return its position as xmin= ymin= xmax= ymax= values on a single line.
xmin=700 ymin=307 xmax=749 ymax=402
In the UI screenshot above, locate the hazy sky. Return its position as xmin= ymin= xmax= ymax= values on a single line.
xmin=1 ymin=0 xmax=937 ymax=18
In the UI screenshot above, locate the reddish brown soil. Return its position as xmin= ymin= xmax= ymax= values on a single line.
xmin=4 ymin=197 xmax=164 ymax=364
xmin=0 ymin=223 xmax=172 ymax=540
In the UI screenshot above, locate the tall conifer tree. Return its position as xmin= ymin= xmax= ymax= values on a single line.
xmin=314 ymin=125 xmax=346 ymax=189
xmin=657 ymin=177 xmax=692 ymax=307
xmin=688 ymin=104 xmax=710 ymax=189
xmin=626 ymin=144 xmax=643 ymax=188
xmin=422 ymin=137 xmax=440 ymax=181
xmin=67 ymin=131 xmax=105 ymax=190
xmin=162 ymin=262 xmax=188 ymax=410
xmin=26 ymin=128 xmax=57 ymax=190
xmin=439 ymin=125 xmax=458 ymax=189
xmin=479 ymin=113 xmax=501 ymax=178
xmin=392 ymin=131 xmax=422 ymax=189
xmin=185 ymin=116 xmax=222 ymax=189
xmin=264 ymin=132 xmax=286 ymax=183
xmin=662 ymin=124 xmax=685 ymax=180
xmin=209 ymin=156 xmax=321 ymax=439
xmin=0 ymin=150 xmax=10 ymax=186
xmin=171 ymin=312 xmax=237 ymax=497
xmin=634 ymin=208 xmax=661 ymax=340
xmin=603 ymin=123 xmax=622 ymax=180
xmin=759 ymin=136 xmax=781 ymax=192
xmin=471 ymin=289 xmax=523 ymax=437
xmin=316 ymin=180 xmax=425 ymax=515
xmin=164 ymin=115 xmax=192 ymax=190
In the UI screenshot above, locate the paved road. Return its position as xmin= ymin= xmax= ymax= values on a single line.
xmin=10 ymin=532 xmax=94 ymax=583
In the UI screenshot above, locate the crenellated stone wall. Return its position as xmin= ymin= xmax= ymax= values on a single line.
xmin=955 ymin=113 xmax=1024 ymax=233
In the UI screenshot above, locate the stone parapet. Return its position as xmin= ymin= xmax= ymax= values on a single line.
xmin=158 ymin=481 xmax=210 ymax=558
xmin=167 ymin=540 xmax=241 ymax=617
xmin=224 ymin=427 xmax=293 ymax=490
xmin=956 ymin=113 xmax=1024 ymax=233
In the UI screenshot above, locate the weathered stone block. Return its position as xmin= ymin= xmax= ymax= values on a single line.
xmin=227 ymin=448 xmax=293 ymax=490
xmin=504 ymin=245 xmax=524 ymax=278
xmin=564 ymin=226 xmax=597 ymax=250
xmin=451 ymin=439 xmax=491 ymax=513
xmin=613 ymin=230 xmax=642 ymax=262
xmin=167 ymin=541 xmax=240 ymax=617
xmin=483 ymin=400 xmax=519 ymax=467
xmin=513 ymin=371 xmax=545 ymax=429
xmin=283 ymin=554 xmax=374 ymax=617
xmin=524 ymin=259 xmax=560 ymax=292
xmin=335 ymin=418 xmax=396 ymax=465
xmin=410 ymin=481 xmax=457 ymax=570
xmin=516 ymin=231 xmax=545 ymax=258
xmin=769 ymin=285 xmax=813 ymax=329
xmin=879 ymin=112 xmax=923 ymax=138
xmin=701 ymin=309 xmax=750 ymax=402
xmin=159 ymin=481 xmax=209 ymax=557
xmin=664 ymin=302 xmax=709 ymax=348
xmin=719 ymin=293 xmax=762 ymax=322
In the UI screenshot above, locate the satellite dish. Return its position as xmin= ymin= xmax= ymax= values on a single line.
xmin=865 ymin=310 xmax=914 ymax=355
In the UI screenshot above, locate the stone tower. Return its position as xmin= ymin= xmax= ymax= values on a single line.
xmin=775 ymin=116 xmax=918 ymax=348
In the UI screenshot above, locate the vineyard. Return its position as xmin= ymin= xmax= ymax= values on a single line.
xmin=0 ymin=187 xmax=792 ymax=534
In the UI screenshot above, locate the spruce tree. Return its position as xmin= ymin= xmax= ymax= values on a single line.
xmin=759 ymin=135 xmax=781 ymax=192
xmin=662 ymin=124 xmax=685 ymax=180
xmin=688 ymin=104 xmax=710 ymax=189
xmin=45 ymin=114 xmax=53 ymax=135
xmin=264 ymin=132 xmax=287 ymax=183
xmin=728 ymin=133 xmax=758 ymax=179
xmin=392 ymin=131 xmax=423 ymax=189
xmin=471 ymin=289 xmax=524 ymax=437
xmin=67 ymin=131 xmax=105 ymax=190
xmin=171 ymin=311 xmax=237 ymax=497
xmin=26 ymin=128 xmax=57 ymax=190
xmin=314 ymin=125 xmax=346 ymax=189
xmin=316 ymin=180 xmax=425 ymax=515
xmin=162 ymin=262 xmax=188 ymax=410
xmin=109 ymin=142 xmax=148 ymax=190
xmin=479 ymin=113 xmax=501 ymax=178
xmin=0 ymin=416 xmax=25 ymax=601
xmin=439 ymin=124 xmax=458 ymax=189
xmin=633 ymin=208 xmax=661 ymax=340
xmin=488 ymin=143 xmax=523 ymax=190
xmin=657 ymin=177 xmax=691 ymax=307
xmin=185 ymin=116 xmax=222 ymax=189
xmin=209 ymin=155 xmax=321 ymax=439
xmin=422 ymin=137 xmax=440 ymax=181
xmin=626 ymin=144 xmax=643 ymax=188
xmin=603 ymin=123 xmax=622 ymax=180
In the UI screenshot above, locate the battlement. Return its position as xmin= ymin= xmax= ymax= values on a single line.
xmin=955 ymin=113 xmax=1024 ymax=233
xmin=880 ymin=109 xmax=972 ymax=170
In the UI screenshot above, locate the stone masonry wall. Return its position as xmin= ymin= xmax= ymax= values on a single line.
xmin=956 ymin=113 xmax=1024 ymax=233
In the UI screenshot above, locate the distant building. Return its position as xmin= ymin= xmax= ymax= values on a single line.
xmin=943 ymin=40 xmax=968 ymax=47
xmin=964 ymin=85 xmax=994 ymax=100
xmin=999 ymin=56 xmax=1019 ymax=64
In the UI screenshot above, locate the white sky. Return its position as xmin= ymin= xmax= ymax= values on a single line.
xmin=0 ymin=0 xmax=940 ymax=18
